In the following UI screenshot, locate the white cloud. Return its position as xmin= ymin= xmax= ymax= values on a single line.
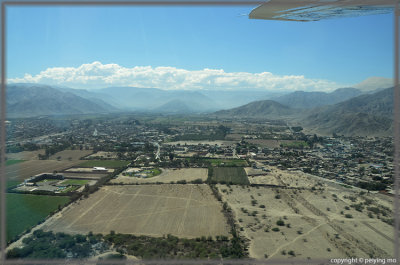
xmin=9 ymin=61 xmax=344 ymax=91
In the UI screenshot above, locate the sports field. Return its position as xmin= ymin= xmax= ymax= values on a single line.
xmin=43 ymin=184 xmax=230 ymax=239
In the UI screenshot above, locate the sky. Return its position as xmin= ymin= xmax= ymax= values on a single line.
xmin=6 ymin=5 xmax=395 ymax=91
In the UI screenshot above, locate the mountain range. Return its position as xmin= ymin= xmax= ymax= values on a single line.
xmin=5 ymin=83 xmax=394 ymax=136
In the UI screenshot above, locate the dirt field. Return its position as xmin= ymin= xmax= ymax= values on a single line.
xmin=86 ymin=151 xmax=119 ymax=159
xmin=218 ymin=181 xmax=394 ymax=260
xmin=6 ymin=150 xmax=45 ymax=160
xmin=166 ymin=140 xmax=236 ymax=146
xmin=43 ymin=184 xmax=230 ymax=239
xmin=6 ymin=160 xmax=82 ymax=182
xmin=49 ymin=150 xmax=93 ymax=161
xmin=111 ymin=168 xmax=208 ymax=184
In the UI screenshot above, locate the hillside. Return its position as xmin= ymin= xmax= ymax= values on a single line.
xmin=302 ymin=87 xmax=393 ymax=136
xmin=273 ymin=87 xmax=362 ymax=109
xmin=7 ymin=84 xmax=116 ymax=117
xmin=214 ymin=100 xmax=296 ymax=118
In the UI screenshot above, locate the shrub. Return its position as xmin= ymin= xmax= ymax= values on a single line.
xmin=345 ymin=214 xmax=353 ymax=219
xmin=276 ymin=219 xmax=285 ymax=226
xmin=272 ymin=227 xmax=280 ymax=232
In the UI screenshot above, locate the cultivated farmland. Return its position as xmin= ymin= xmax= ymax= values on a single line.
xmin=43 ymin=184 xmax=230 ymax=239
xmin=6 ymin=160 xmax=81 ymax=182
xmin=5 ymin=194 xmax=70 ymax=242
xmin=111 ymin=168 xmax=208 ymax=184
xmin=49 ymin=149 xmax=93 ymax=161
xmin=78 ymin=160 xmax=130 ymax=168
xmin=211 ymin=167 xmax=249 ymax=185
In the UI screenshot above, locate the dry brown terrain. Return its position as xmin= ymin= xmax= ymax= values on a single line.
xmin=49 ymin=150 xmax=93 ymax=161
xmin=6 ymin=150 xmax=45 ymax=160
xmin=111 ymin=168 xmax=208 ymax=184
xmin=86 ymin=151 xmax=119 ymax=159
xmin=6 ymin=160 xmax=82 ymax=181
xmin=218 ymin=176 xmax=394 ymax=261
xmin=43 ymin=184 xmax=230 ymax=239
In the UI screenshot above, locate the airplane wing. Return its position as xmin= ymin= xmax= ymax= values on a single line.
xmin=249 ymin=0 xmax=395 ymax=22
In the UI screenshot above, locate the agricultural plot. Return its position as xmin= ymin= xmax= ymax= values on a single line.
xmin=6 ymin=160 xmax=81 ymax=182
xmin=218 ymin=183 xmax=394 ymax=260
xmin=78 ymin=160 xmax=130 ymax=168
xmin=49 ymin=150 xmax=93 ymax=161
xmin=43 ymin=184 xmax=230 ymax=239
xmin=6 ymin=150 xmax=45 ymax=161
xmin=5 ymin=194 xmax=70 ymax=242
xmin=111 ymin=168 xmax=208 ymax=184
xmin=211 ymin=167 xmax=249 ymax=185
xmin=86 ymin=151 xmax=118 ymax=159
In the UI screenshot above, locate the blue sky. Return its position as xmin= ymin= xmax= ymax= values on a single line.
xmin=6 ymin=5 xmax=394 ymax=91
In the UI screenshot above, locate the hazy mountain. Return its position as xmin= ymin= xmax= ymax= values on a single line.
xmin=7 ymin=84 xmax=116 ymax=117
xmin=200 ymin=90 xmax=285 ymax=109
xmin=214 ymin=100 xmax=296 ymax=118
xmin=353 ymin=77 xmax=393 ymax=93
xmin=152 ymin=99 xmax=193 ymax=114
xmin=97 ymin=87 xmax=218 ymax=112
xmin=302 ymin=87 xmax=393 ymax=136
xmin=273 ymin=87 xmax=362 ymax=109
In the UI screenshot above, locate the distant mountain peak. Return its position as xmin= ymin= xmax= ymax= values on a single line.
xmin=353 ymin=77 xmax=393 ymax=92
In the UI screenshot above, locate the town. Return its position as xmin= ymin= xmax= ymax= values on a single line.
xmin=4 ymin=114 xmax=396 ymax=261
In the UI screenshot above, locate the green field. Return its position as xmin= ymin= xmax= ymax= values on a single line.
xmin=5 ymin=194 xmax=70 ymax=242
xmin=78 ymin=160 xmax=130 ymax=168
xmin=62 ymin=179 xmax=89 ymax=186
xmin=5 ymin=160 xmax=25 ymax=166
xmin=211 ymin=167 xmax=249 ymax=185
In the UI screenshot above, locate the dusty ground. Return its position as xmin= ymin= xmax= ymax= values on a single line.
xmin=6 ymin=150 xmax=45 ymax=160
xmin=218 ymin=177 xmax=394 ymax=261
xmin=6 ymin=160 xmax=82 ymax=182
xmin=65 ymin=168 xmax=114 ymax=173
xmin=86 ymin=151 xmax=119 ymax=159
xmin=43 ymin=184 xmax=230 ymax=239
xmin=165 ymin=140 xmax=236 ymax=146
xmin=111 ymin=168 xmax=208 ymax=184
xmin=49 ymin=150 xmax=93 ymax=161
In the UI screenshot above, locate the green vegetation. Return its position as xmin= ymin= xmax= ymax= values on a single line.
xmin=105 ymin=232 xmax=246 ymax=259
xmin=7 ymin=230 xmax=105 ymax=259
xmin=5 ymin=194 xmax=70 ymax=242
xmin=5 ymin=160 xmax=25 ymax=166
xmin=59 ymin=186 xmax=80 ymax=193
xmin=62 ymin=179 xmax=90 ymax=186
xmin=143 ymin=168 xmax=161 ymax=178
xmin=78 ymin=160 xmax=129 ymax=168
xmin=210 ymin=167 xmax=249 ymax=185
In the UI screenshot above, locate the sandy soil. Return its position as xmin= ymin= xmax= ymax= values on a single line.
xmin=218 ymin=178 xmax=394 ymax=260
xmin=49 ymin=150 xmax=93 ymax=161
xmin=42 ymin=184 xmax=230 ymax=239
xmin=6 ymin=150 xmax=45 ymax=160
xmin=111 ymin=168 xmax=208 ymax=184
xmin=6 ymin=160 xmax=82 ymax=181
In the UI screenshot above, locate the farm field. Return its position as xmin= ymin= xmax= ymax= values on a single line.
xmin=218 ymin=182 xmax=394 ymax=260
xmin=86 ymin=151 xmax=119 ymax=159
xmin=111 ymin=168 xmax=208 ymax=184
xmin=6 ymin=160 xmax=81 ymax=181
xmin=43 ymin=184 xmax=230 ymax=239
xmin=78 ymin=160 xmax=130 ymax=168
xmin=211 ymin=167 xmax=249 ymax=185
xmin=49 ymin=149 xmax=93 ymax=161
xmin=5 ymin=160 xmax=25 ymax=166
xmin=6 ymin=150 xmax=45 ymax=161
xmin=247 ymin=139 xmax=309 ymax=149
xmin=61 ymin=172 xmax=107 ymax=180
xmin=5 ymin=194 xmax=70 ymax=242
